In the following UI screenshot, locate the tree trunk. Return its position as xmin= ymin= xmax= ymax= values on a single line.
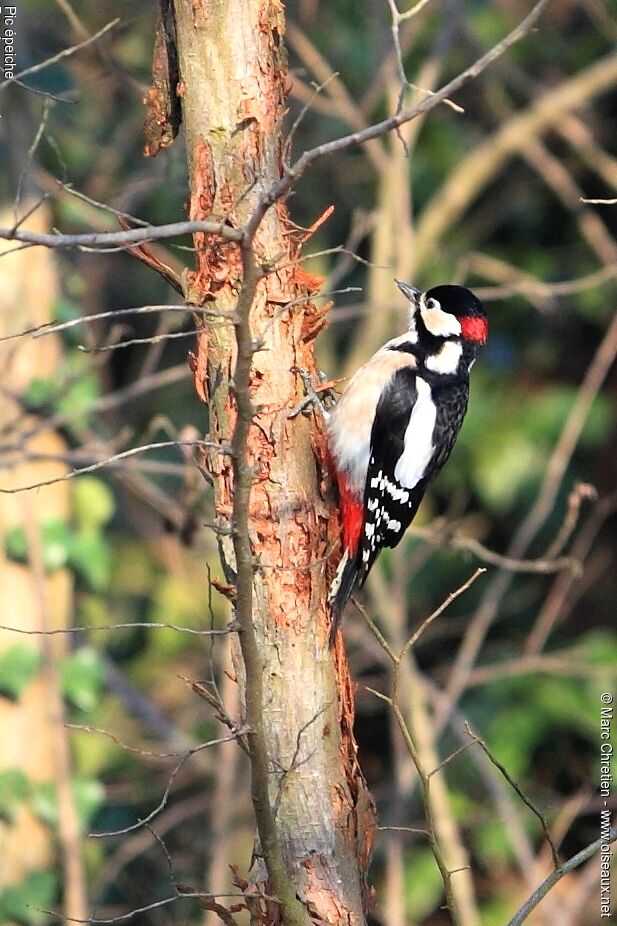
xmin=0 ymin=205 xmax=87 ymax=923
xmin=162 ymin=1 xmax=376 ymax=921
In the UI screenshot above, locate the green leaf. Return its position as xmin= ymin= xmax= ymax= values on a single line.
xmin=403 ymin=848 xmax=444 ymax=920
xmin=73 ymin=778 xmax=105 ymax=829
xmin=31 ymin=781 xmax=57 ymax=828
xmin=0 ymin=645 xmax=42 ymax=700
xmin=5 ymin=518 xmax=72 ymax=571
xmin=60 ymin=646 xmax=104 ymax=711
xmin=0 ymin=768 xmax=32 ymax=821
xmin=72 ymin=478 xmax=115 ymax=531
xmin=579 ymin=630 xmax=617 ymax=667
xmin=0 ymin=869 xmax=58 ymax=926
xmin=67 ymin=532 xmax=111 ymax=591
xmin=21 ymin=376 xmax=57 ymax=410
xmin=487 ymin=704 xmax=545 ymax=779
xmin=55 ymin=370 xmax=99 ymax=434
xmin=31 ymin=778 xmax=104 ymax=833
xmin=4 ymin=524 xmax=28 ymax=562
xmin=51 ymin=297 xmax=82 ymax=345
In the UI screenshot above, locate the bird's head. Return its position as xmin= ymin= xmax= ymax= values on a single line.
xmin=395 ymin=280 xmax=488 ymax=348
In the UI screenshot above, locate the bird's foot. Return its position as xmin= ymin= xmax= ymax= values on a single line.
xmin=288 ymin=366 xmax=338 ymax=419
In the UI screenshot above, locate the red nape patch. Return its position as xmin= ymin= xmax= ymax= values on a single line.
xmin=337 ymin=472 xmax=364 ymax=556
xmin=460 ymin=315 xmax=488 ymax=344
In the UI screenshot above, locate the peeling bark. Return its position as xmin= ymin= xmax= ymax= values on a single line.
xmin=166 ymin=1 xmax=375 ymax=921
xmin=143 ymin=0 xmax=182 ymax=157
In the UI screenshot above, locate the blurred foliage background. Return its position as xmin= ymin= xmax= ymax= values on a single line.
xmin=0 ymin=1 xmax=616 ymax=924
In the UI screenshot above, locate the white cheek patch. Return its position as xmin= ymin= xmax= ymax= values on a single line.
xmin=393 ymin=377 xmax=436 ymax=489
xmin=420 ymin=296 xmax=462 ymax=338
xmin=425 ymin=340 xmax=463 ymax=375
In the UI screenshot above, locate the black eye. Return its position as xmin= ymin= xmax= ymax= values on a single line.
xmin=426 ymin=297 xmax=441 ymax=311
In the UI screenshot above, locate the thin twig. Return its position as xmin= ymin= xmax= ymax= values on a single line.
xmin=0 ymin=220 xmax=244 ymax=251
xmin=0 ymin=19 xmax=120 ymax=91
xmin=505 ymin=827 xmax=617 ymax=926
xmin=67 ymin=724 xmax=245 ymax=760
xmin=0 ymin=621 xmax=229 ymax=637
xmin=0 ymin=439 xmax=231 ymax=494
xmin=410 ymin=524 xmax=581 ymax=575
xmin=464 ymin=724 xmax=561 ymax=869
xmin=247 ymin=0 xmax=550 ymax=236
xmin=400 ymin=568 xmax=486 ymax=660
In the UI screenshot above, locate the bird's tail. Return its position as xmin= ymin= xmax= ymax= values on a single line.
xmin=327 ymin=548 xmax=361 ymax=645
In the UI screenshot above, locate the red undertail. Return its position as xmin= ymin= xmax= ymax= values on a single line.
xmin=338 ymin=471 xmax=363 ymax=557
xmin=328 ymin=470 xmax=364 ymax=643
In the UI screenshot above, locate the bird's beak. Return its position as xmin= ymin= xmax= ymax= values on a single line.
xmin=395 ymin=279 xmax=421 ymax=306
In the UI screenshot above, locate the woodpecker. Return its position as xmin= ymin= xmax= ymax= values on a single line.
xmin=327 ymin=280 xmax=488 ymax=641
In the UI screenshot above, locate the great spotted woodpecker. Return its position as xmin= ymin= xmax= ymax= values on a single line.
xmin=327 ymin=280 xmax=488 ymax=641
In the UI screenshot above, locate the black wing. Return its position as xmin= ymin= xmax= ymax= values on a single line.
xmin=357 ymin=367 xmax=428 ymax=585
xmin=357 ymin=369 xmax=471 ymax=586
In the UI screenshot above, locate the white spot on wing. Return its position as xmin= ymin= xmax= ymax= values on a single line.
xmin=394 ymin=377 xmax=436 ymax=489
xmin=384 ymin=480 xmax=409 ymax=503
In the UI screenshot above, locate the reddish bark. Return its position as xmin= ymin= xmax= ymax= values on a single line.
xmin=148 ymin=2 xmax=377 ymax=920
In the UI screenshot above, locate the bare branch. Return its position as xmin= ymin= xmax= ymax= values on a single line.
xmin=0 ymin=220 xmax=244 ymax=252
xmin=464 ymin=724 xmax=561 ymax=869
xmin=505 ymin=827 xmax=617 ymax=926
xmin=0 ymin=19 xmax=120 ymax=92
xmin=0 ymin=621 xmax=229 ymax=637
xmin=67 ymin=724 xmax=245 ymax=760
xmin=410 ymin=524 xmax=581 ymax=575
xmin=89 ymin=729 xmax=246 ymax=839
xmin=247 ymin=0 xmax=550 ymax=236
xmin=400 ymin=568 xmax=486 ymax=660
xmin=0 ymin=439 xmax=231 ymax=494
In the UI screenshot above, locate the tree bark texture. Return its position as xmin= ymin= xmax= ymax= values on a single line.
xmin=164 ymin=1 xmax=376 ymax=921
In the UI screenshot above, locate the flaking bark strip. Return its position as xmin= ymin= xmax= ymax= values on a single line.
xmin=143 ymin=0 xmax=181 ymax=157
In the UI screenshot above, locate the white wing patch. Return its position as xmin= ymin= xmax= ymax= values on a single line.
xmin=393 ymin=377 xmax=436 ymax=489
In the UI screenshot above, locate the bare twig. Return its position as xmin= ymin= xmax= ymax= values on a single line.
xmin=436 ymin=306 xmax=617 ymax=731
xmin=400 ymin=568 xmax=486 ymax=659
xmin=505 ymin=827 xmax=617 ymax=926
xmin=0 ymin=19 xmax=120 ymax=92
xmin=364 ymin=569 xmax=486 ymax=926
xmin=0 ymin=621 xmax=229 ymax=637
xmin=410 ymin=524 xmax=580 ymax=575
xmin=464 ymin=724 xmax=560 ymax=869
xmin=248 ymin=0 xmax=550 ymax=234
xmin=67 ymin=724 xmax=245 ymax=760
xmin=0 ymin=219 xmax=244 ymax=252
xmin=0 ymin=439 xmax=230 ymax=494
xmin=89 ymin=731 xmax=244 ymax=838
